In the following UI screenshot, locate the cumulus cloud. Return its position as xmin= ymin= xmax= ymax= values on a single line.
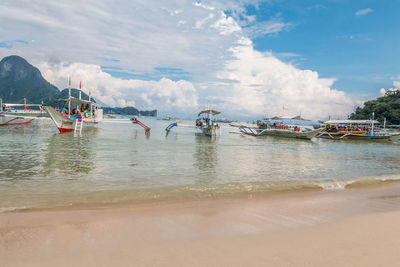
xmin=0 ymin=0 xmax=354 ymax=119
xmin=215 ymin=38 xmax=353 ymax=119
xmin=355 ymin=8 xmax=373 ymax=17
xmin=378 ymin=79 xmax=400 ymax=96
xmin=38 ymin=61 xmax=198 ymax=113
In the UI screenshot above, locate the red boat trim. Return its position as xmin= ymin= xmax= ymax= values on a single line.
xmin=58 ymin=127 xmax=74 ymax=133
xmin=0 ymin=117 xmax=34 ymax=126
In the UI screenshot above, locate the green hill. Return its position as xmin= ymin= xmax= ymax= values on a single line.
xmin=0 ymin=55 xmax=59 ymax=103
xmin=350 ymin=90 xmax=400 ymax=124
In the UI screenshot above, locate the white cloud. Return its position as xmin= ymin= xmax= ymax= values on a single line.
xmin=0 ymin=0 xmax=354 ymax=119
xmin=243 ymin=20 xmax=290 ymax=39
xmin=38 ymin=61 xmax=198 ymax=113
xmin=214 ymin=38 xmax=353 ymax=119
xmin=355 ymin=8 xmax=373 ymax=17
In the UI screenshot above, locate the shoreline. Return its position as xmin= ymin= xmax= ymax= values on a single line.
xmin=2 ymin=182 xmax=400 ymax=266
xmin=2 ymin=174 xmax=400 ymax=214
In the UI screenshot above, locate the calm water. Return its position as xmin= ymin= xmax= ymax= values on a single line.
xmin=1 ymin=116 xmax=400 ymax=211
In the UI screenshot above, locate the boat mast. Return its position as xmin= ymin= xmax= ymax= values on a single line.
xmin=24 ymin=98 xmax=26 ymax=109
xmin=384 ymin=117 xmax=386 ymax=133
xmin=371 ymin=112 xmax=375 ymax=136
xmin=89 ymin=88 xmax=92 ymax=119
xmin=68 ymin=77 xmax=71 ymax=115
xmin=0 ymin=98 xmax=2 ymax=112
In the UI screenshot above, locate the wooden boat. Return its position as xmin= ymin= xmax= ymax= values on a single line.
xmin=317 ymin=118 xmax=400 ymax=141
xmin=44 ymin=79 xmax=150 ymax=134
xmin=43 ymin=81 xmax=103 ymax=133
xmin=238 ymin=117 xmax=322 ymax=140
xmin=239 ymin=125 xmax=322 ymax=140
xmin=196 ymin=109 xmax=221 ymax=137
xmin=0 ymin=98 xmax=47 ymax=117
xmin=43 ymin=105 xmax=102 ymax=133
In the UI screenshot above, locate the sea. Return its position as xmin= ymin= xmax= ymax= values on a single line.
xmin=1 ymin=116 xmax=400 ymax=212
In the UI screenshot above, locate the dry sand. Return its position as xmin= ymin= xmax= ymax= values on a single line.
xmin=1 ymin=184 xmax=400 ymax=266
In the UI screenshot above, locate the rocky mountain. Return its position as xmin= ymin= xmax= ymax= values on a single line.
xmin=0 ymin=55 xmax=157 ymax=116
xmin=0 ymin=55 xmax=59 ymax=103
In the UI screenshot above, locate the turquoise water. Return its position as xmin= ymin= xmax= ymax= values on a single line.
xmin=1 ymin=116 xmax=400 ymax=211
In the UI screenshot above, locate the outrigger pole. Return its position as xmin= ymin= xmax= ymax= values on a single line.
xmin=130 ymin=118 xmax=151 ymax=132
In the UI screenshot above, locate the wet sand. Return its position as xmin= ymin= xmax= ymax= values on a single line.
xmin=2 ymin=184 xmax=400 ymax=266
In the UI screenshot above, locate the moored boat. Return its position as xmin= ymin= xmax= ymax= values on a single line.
xmin=317 ymin=118 xmax=400 ymax=141
xmin=239 ymin=117 xmax=322 ymax=140
xmin=196 ymin=109 xmax=221 ymax=137
xmin=43 ymin=104 xmax=102 ymax=133
xmin=43 ymin=80 xmax=103 ymax=133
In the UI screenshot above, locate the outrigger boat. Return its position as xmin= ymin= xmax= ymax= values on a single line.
xmin=0 ymin=98 xmax=47 ymax=118
xmin=43 ymin=81 xmax=103 ymax=133
xmin=196 ymin=109 xmax=221 ymax=137
xmin=44 ymin=79 xmax=151 ymax=134
xmin=317 ymin=118 xmax=400 ymax=141
xmin=239 ymin=118 xmax=322 ymax=140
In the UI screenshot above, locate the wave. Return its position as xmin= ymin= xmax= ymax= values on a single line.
xmin=2 ymin=174 xmax=400 ymax=213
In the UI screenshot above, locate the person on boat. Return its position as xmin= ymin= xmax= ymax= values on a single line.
xmin=61 ymin=107 xmax=66 ymax=114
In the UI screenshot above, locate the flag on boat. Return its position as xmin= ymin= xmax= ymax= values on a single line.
xmin=69 ymin=77 xmax=71 ymax=86
xmin=79 ymin=81 xmax=81 ymax=89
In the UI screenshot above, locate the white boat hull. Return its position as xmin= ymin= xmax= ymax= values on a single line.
xmin=317 ymin=132 xmax=400 ymax=141
xmin=43 ymin=105 xmax=101 ymax=133
xmin=240 ymin=127 xmax=322 ymax=140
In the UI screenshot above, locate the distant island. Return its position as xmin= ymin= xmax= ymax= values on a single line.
xmin=350 ymin=90 xmax=400 ymax=125
xmin=0 ymin=55 xmax=157 ymax=116
xmin=103 ymin=106 xmax=157 ymax=117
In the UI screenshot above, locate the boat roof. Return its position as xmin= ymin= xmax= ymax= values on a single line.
xmin=268 ymin=115 xmax=310 ymax=121
xmin=324 ymin=119 xmax=379 ymax=125
xmin=3 ymin=103 xmax=42 ymax=107
xmin=198 ymin=109 xmax=220 ymax=116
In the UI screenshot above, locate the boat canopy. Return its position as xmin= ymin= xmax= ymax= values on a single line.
xmin=3 ymin=103 xmax=42 ymax=107
xmin=198 ymin=109 xmax=220 ymax=116
xmin=324 ymin=119 xmax=379 ymax=125
xmin=268 ymin=115 xmax=310 ymax=121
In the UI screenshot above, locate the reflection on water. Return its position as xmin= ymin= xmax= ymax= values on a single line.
xmin=40 ymin=130 xmax=98 ymax=178
xmin=1 ymin=118 xmax=400 ymax=210
xmin=193 ymin=133 xmax=218 ymax=181
xmin=0 ymin=122 xmax=42 ymax=180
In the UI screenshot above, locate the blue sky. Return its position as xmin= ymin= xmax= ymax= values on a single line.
xmin=246 ymin=0 xmax=400 ymax=97
xmin=0 ymin=0 xmax=399 ymax=119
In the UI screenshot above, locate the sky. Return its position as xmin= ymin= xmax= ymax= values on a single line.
xmin=0 ymin=0 xmax=399 ymax=119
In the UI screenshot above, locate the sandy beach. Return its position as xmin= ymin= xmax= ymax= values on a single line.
xmin=1 ymin=183 xmax=400 ymax=267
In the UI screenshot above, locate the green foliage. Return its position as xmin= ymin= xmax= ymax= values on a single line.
xmin=350 ymin=91 xmax=400 ymax=124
